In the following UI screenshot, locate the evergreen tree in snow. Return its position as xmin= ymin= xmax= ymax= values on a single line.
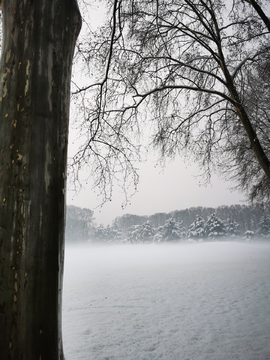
xmin=188 ymin=216 xmax=205 ymax=240
xmin=257 ymin=214 xmax=270 ymax=238
xmin=91 ymin=225 xmax=111 ymax=242
xmin=155 ymin=217 xmax=186 ymax=242
xmin=127 ymin=221 xmax=155 ymax=242
xmin=139 ymin=221 xmax=156 ymax=241
xmin=127 ymin=224 xmax=140 ymax=243
xmin=204 ymin=213 xmax=227 ymax=239
xmin=109 ymin=224 xmax=123 ymax=242
xmin=153 ymin=229 xmax=164 ymax=243
xmin=226 ymin=218 xmax=240 ymax=238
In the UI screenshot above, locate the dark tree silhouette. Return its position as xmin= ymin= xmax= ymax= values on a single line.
xmin=73 ymin=0 xmax=270 ymax=202
xmin=0 ymin=1 xmax=81 ymax=358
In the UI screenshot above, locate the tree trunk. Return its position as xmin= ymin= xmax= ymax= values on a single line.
xmin=227 ymin=79 xmax=270 ymax=182
xmin=218 ymin=44 xmax=270 ymax=184
xmin=0 ymin=1 xmax=81 ymax=359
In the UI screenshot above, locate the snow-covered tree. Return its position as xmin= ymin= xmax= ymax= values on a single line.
xmin=188 ymin=216 xmax=205 ymax=240
xmin=204 ymin=213 xmax=227 ymax=239
xmin=108 ymin=224 xmax=124 ymax=242
xmin=155 ymin=218 xmax=186 ymax=242
xmin=226 ymin=218 xmax=240 ymax=238
xmin=127 ymin=225 xmax=140 ymax=243
xmin=91 ymin=224 xmax=124 ymax=243
xmin=153 ymin=230 xmax=164 ymax=243
xmin=257 ymin=214 xmax=270 ymax=238
xmin=91 ymin=225 xmax=110 ymax=242
xmin=127 ymin=221 xmax=156 ymax=243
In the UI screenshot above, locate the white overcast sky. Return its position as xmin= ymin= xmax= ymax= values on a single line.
xmin=66 ymin=163 xmax=245 ymax=226
xmin=66 ymin=1 xmax=247 ymax=226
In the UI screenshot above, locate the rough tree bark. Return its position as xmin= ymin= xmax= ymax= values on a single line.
xmin=0 ymin=1 xmax=81 ymax=359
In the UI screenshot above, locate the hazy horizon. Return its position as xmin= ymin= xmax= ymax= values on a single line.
xmin=67 ymin=156 xmax=246 ymax=226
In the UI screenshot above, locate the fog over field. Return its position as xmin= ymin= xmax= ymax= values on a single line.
xmin=63 ymin=241 xmax=270 ymax=360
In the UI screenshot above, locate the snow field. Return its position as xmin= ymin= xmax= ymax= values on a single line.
xmin=62 ymin=241 xmax=270 ymax=360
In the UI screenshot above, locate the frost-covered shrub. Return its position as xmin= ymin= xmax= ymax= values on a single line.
xmin=243 ymin=230 xmax=255 ymax=240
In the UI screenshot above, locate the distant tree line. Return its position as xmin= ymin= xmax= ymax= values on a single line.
xmin=65 ymin=204 xmax=270 ymax=243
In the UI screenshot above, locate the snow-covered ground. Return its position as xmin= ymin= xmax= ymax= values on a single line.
xmin=62 ymin=241 xmax=270 ymax=360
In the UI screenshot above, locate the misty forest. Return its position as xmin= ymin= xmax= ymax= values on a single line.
xmin=66 ymin=203 xmax=270 ymax=243
xmin=0 ymin=1 xmax=270 ymax=360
